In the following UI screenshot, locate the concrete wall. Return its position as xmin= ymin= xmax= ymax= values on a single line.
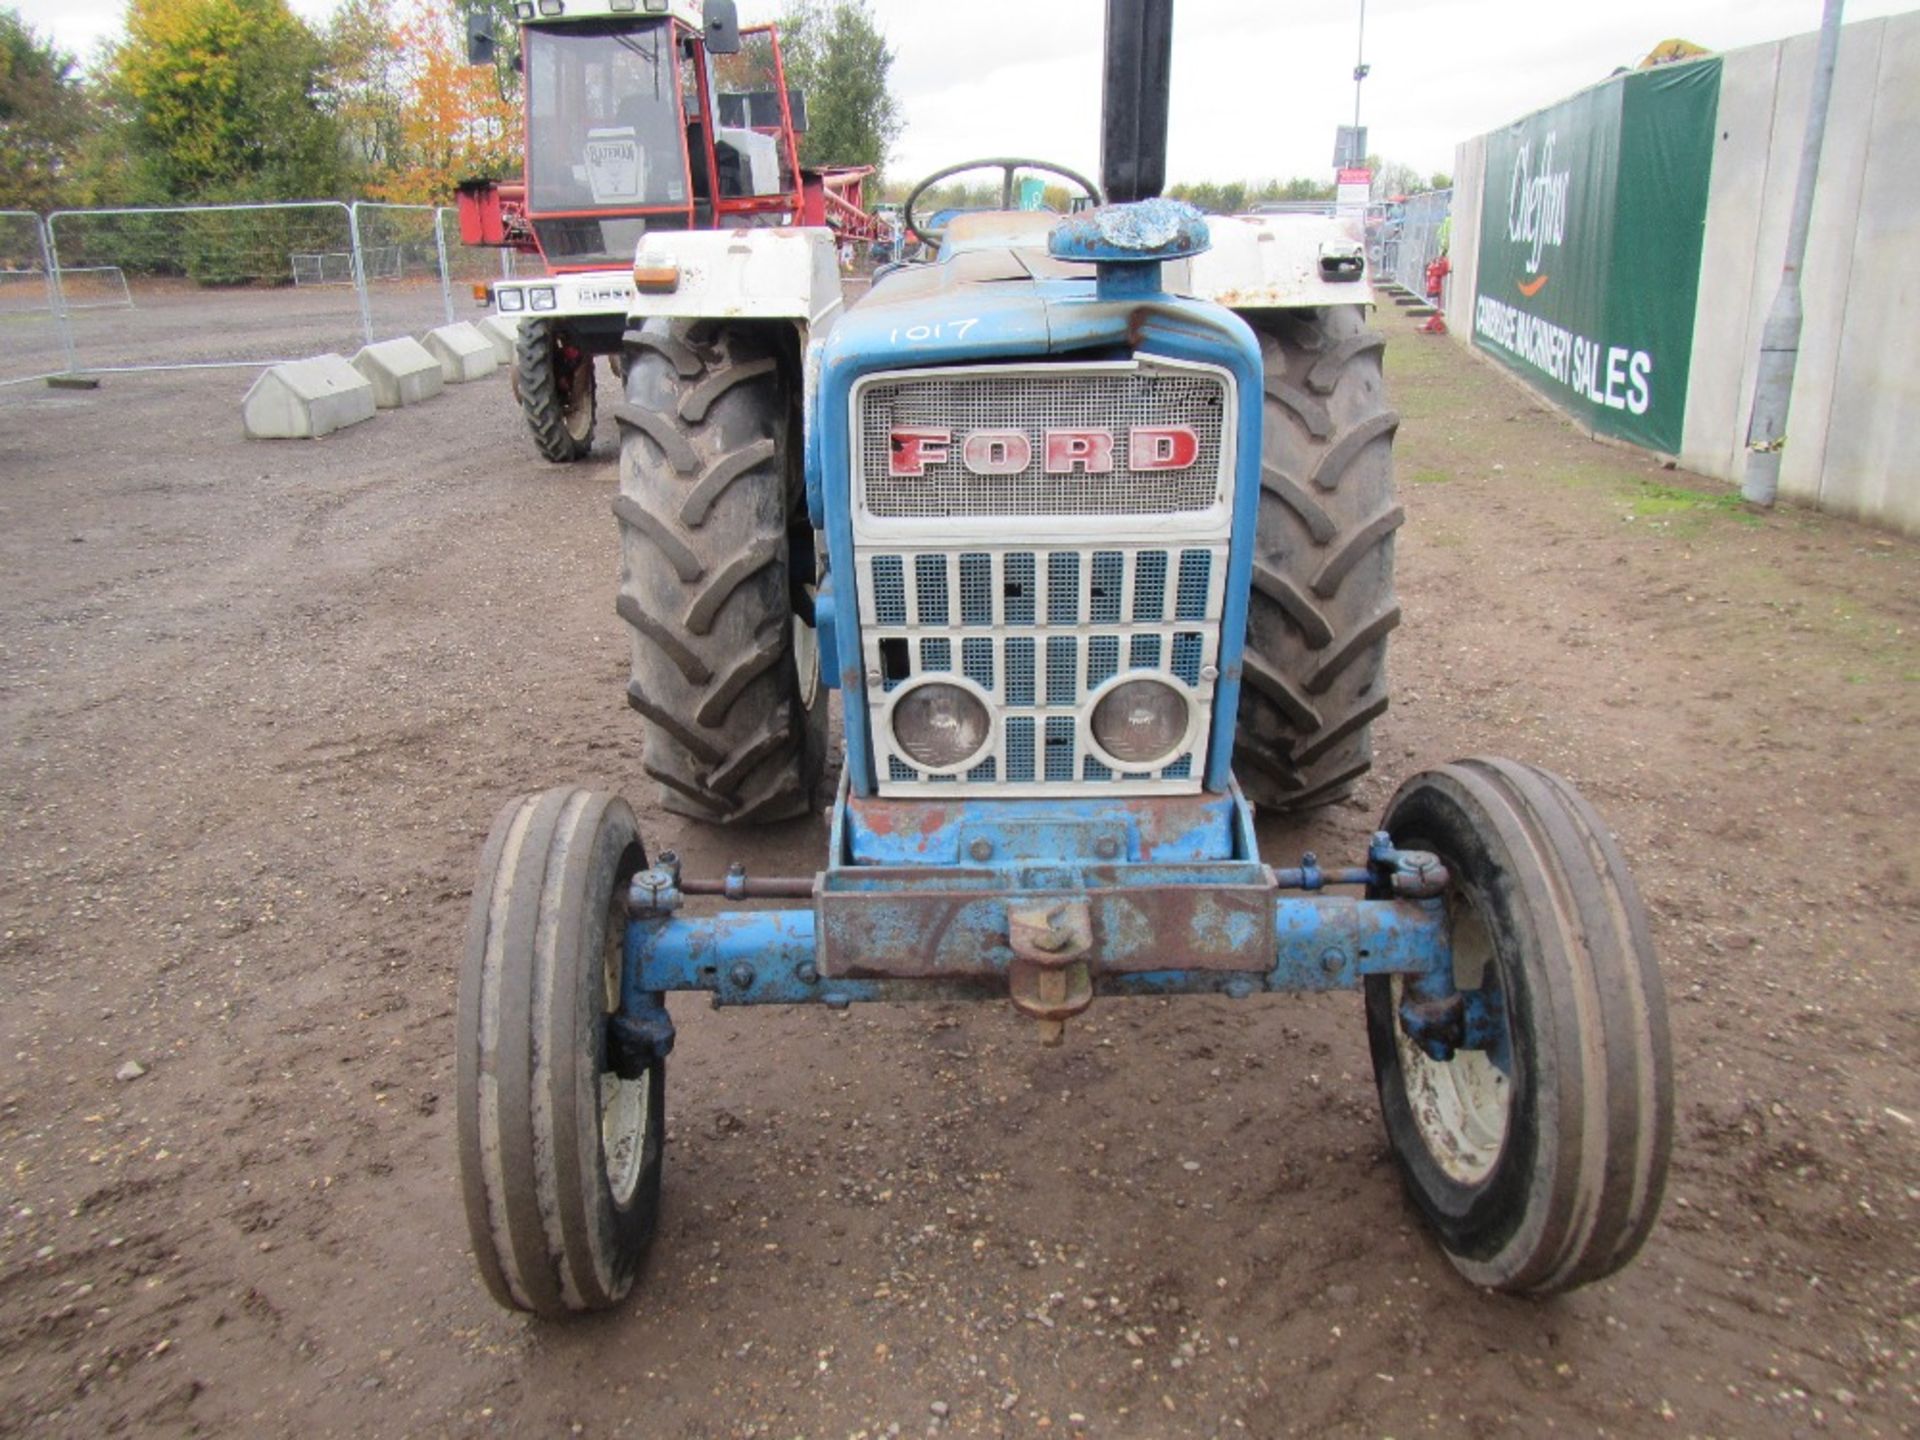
xmin=1681 ymin=12 xmax=1919 ymax=533
xmin=1445 ymin=134 xmax=1487 ymax=334
xmin=1444 ymin=13 xmax=1920 ymax=534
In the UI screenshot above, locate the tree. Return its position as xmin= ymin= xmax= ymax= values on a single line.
xmin=110 ymin=0 xmax=346 ymax=200
xmin=0 ymin=7 xmax=92 ymax=210
xmin=327 ymin=0 xmax=406 ymax=181
xmin=777 ymin=0 xmax=902 ymax=176
xmin=1365 ymin=154 xmax=1424 ymax=202
xmin=368 ymin=0 xmax=518 ymax=202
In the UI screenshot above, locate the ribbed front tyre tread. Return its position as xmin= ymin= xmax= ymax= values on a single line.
xmin=457 ymin=788 xmax=665 ymax=1316
xmin=1365 ymin=758 xmax=1674 ymax=1294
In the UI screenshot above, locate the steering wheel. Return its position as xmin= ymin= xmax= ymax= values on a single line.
xmin=903 ymin=158 xmax=1104 ymax=249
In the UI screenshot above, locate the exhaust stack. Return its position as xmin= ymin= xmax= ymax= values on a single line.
xmin=1100 ymin=0 xmax=1173 ymax=203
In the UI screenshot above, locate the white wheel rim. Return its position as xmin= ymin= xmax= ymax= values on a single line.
xmin=601 ymin=897 xmax=649 ymax=1208
xmin=600 ymin=1070 xmax=648 ymax=1207
xmin=794 ymin=612 xmax=820 ymax=711
xmin=1392 ymin=896 xmax=1510 ymax=1185
xmin=565 ymin=357 xmax=594 ymax=442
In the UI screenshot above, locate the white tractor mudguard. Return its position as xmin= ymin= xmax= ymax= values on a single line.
xmin=626 ymin=227 xmax=845 ymax=334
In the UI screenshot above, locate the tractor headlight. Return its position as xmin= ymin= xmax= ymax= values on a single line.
xmin=890 ymin=682 xmax=990 ymax=771
xmin=496 ymin=287 xmax=525 ymax=312
xmin=1089 ymin=677 xmax=1190 ymax=766
xmin=528 ymin=286 xmax=557 ymax=312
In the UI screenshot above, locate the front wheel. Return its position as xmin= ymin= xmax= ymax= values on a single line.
xmin=457 ymin=788 xmax=665 ymax=1315
xmin=1365 ymin=758 xmax=1673 ymax=1295
xmin=515 ymin=318 xmax=597 ymax=463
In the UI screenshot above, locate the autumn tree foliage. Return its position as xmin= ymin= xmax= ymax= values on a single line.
xmin=363 ymin=0 xmax=518 ymax=203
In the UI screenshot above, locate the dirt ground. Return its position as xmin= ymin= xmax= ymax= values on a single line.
xmin=0 ymin=302 xmax=1915 ymax=1440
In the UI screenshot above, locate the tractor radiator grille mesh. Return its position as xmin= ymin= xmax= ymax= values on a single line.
xmin=861 ymin=544 xmax=1225 ymax=796
xmin=858 ymin=369 xmax=1228 ymax=519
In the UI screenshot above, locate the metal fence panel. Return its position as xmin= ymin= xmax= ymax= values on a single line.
xmin=0 ymin=211 xmax=71 ymax=387
xmin=1387 ymin=189 xmax=1453 ymax=299
xmin=45 ymin=202 xmax=368 ymax=373
xmin=351 ymin=202 xmax=455 ymax=339
xmin=437 ymin=206 xmax=524 ymax=312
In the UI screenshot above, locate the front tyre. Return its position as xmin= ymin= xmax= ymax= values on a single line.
xmin=1365 ymin=758 xmax=1673 ymax=1295
xmin=457 ymin=788 xmax=665 ymax=1316
xmin=515 ymin=318 xmax=597 ymax=463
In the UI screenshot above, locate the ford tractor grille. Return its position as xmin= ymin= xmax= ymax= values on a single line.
xmin=849 ymin=357 xmax=1238 ymax=798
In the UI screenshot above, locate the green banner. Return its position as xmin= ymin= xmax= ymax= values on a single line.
xmin=1472 ymin=61 xmax=1721 ymax=452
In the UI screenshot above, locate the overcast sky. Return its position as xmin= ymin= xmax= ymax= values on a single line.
xmin=17 ymin=0 xmax=1914 ymax=181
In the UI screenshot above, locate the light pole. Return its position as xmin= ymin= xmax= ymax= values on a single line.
xmin=1353 ymin=0 xmax=1370 ymax=133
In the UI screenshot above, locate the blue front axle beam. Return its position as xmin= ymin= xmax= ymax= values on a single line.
xmin=624 ymin=893 xmax=1448 ymax=1010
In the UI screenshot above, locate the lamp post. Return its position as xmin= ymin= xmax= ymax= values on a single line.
xmin=1353 ymin=0 xmax=1370 ymax=132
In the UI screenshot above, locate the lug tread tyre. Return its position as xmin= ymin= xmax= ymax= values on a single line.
xmin=616 ymin=320 xmax=825 ymax=824
xmin=1365 ymin=758 xmax=1673 ymax=1295
xmin=1239 ymin=307 xmax=1400 ymax=811
xmin=515 ymin=319 xmax=596 ymax=463
xmin=458 ymin=788 xmax=664 ymax=1316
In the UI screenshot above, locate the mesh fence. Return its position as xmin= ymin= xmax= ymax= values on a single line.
xmin=0 ymin=211 xmax=70 ymax=386
xmin=439 ymin=206 xmax=522 ymax=313
xmin=353 ymin=202 xmax=455 ymax=339
xmin=1385 ymin=189 xmax=1453 ymax=299
xmin=46 ymin=203 xmax=367 ymax=372
xmin=2 ymin=201 xmax=537 ymax=378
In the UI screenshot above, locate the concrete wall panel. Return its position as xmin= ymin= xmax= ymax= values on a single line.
xmin=1446 ymin=134 xmax=1486 ymax=333
xmin=1776 ymin=21 xmax=1884 ymax=504
xmin=1814 ymin=13 xmax=1920 ymax=532
xmin=1680 ymin=42 xmax=1783 ymax=478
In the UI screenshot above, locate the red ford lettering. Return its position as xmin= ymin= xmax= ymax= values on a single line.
xmin=889 ymin=427 xmax=951 ymax=476
xmin=961 ymin=428 xmax=1032 ymax=475
xmin=1044 ymin=429 xmax=1115 ymax=475
xmin=1129 ymin=425 xmax=1199 ymax=472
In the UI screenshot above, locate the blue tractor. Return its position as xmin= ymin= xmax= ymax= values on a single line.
xmin=456 ymin=0 xmax=1672 ymax=1315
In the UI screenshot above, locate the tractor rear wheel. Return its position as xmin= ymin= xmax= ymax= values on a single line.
xmin=1235 ymin=307 xmax=1401 ymax=811
xmin=615 ymin=319 xmax=826 ymax=824
xmin=515 ymin=317 xmax=597 ymax=463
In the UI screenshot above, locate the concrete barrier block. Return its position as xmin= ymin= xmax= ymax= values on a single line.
xmin=242 ymin=355 xmax=377 ymax=439
xmin=352 ymin=337 xmax=446 ymax=409
xmin=423 ymin=322 xmax=499 ymax=383
xmin=477 ymin=314 xmax=522 ymax=365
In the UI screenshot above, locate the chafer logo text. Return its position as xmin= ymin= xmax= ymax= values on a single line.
xmin=889 ymin=425 xmax=1199 ymax=478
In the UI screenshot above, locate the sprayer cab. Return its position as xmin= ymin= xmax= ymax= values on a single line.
xmin=457 ymin=0 xmax=807 ymax=270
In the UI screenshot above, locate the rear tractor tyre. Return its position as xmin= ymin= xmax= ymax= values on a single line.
xmin=1236 ymin=306 xmax=1401 ymax=812
xmin=1364 ymin=758 xmax=1673 ymax=1295
xmin=615 ymin=319 xmax=826 ymax=825
xmin=457 ymin=787 xmax=665 ymax=1316
xmin=515 ymin=317 xmax=597 ymax=463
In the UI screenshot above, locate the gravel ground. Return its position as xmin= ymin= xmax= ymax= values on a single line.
xmin=0 ymin=303 xmax=1914 ymax=1438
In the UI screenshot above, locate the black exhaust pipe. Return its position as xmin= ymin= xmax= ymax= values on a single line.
xmin=1100 ymin=0 xmax=1173 ymax=203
